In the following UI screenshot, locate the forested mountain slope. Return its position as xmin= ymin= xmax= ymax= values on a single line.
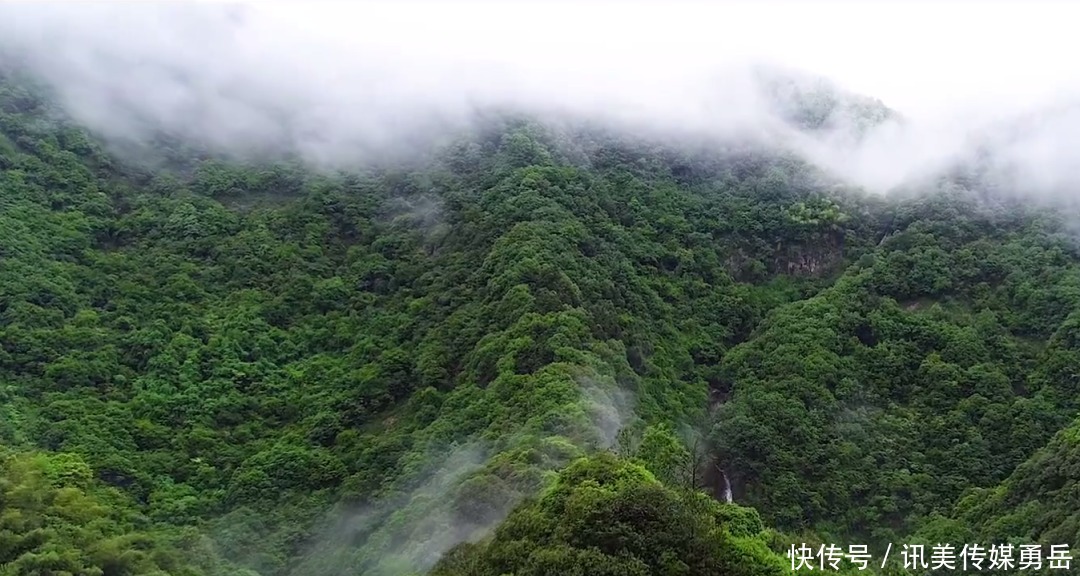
xmin=1 ymin=62 xmax=1079 ymax=576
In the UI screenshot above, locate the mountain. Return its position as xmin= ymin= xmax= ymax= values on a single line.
xmin=751 ymin=63 xmax=897 ymax=135
xmin=1 ymin=59 xmax=1079 ymax=576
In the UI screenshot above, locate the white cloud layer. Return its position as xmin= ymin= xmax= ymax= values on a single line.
xmin=0 ymin=0 xmax=1077 ymax=192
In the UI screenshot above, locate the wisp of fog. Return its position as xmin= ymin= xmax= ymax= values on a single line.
xmin=0 ymin=0 xmax=1077 ymax=193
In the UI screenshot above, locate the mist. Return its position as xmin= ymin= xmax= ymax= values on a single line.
xmin=276 ymin=371 xmax=637 ymax=576
xmin=283 ymin=442 xmax=492 ymax=576
xmin=1 ymin=0 xmax=1078 ymax=192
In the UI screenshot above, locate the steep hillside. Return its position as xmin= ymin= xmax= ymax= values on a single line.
xmin=2 ymin=62 xmax=1079 ymax=576
xmin=926 ymin=310 xmax=1080 ymax=553
xmin=712 ymin=190 xmax=1080 ymax=540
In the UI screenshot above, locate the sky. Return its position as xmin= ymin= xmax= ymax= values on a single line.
xmin=0 ymin=0 xmax=1077 ymax=191
xmin=245 ymin=0 xmax=1079 ymax=115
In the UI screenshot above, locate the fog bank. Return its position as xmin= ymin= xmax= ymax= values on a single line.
xmin=0 ymin=1 xmax=1077 ymax=193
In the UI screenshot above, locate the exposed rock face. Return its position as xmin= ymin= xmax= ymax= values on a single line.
xmin=774 ymin=241 xmax=845 ymax=276
xmin=725 ymin=239 xmax=845 ymax=280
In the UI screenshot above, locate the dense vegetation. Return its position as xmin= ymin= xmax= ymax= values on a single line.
xmin=2 ymin=62 xmax=1080 ymax=576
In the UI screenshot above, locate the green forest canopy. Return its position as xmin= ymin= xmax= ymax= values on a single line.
xmin=2 ymin=67 xmax=1080 ymax=576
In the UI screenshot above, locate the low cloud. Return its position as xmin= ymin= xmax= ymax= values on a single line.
xmin=287 ymin=442 xmax=492 ymax=576
xmin=1 ymin=1 xmax=1077 ymax=197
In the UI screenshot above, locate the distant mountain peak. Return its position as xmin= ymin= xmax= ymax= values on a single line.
xmin=749 ymin=63 xmax=898 ymax=135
